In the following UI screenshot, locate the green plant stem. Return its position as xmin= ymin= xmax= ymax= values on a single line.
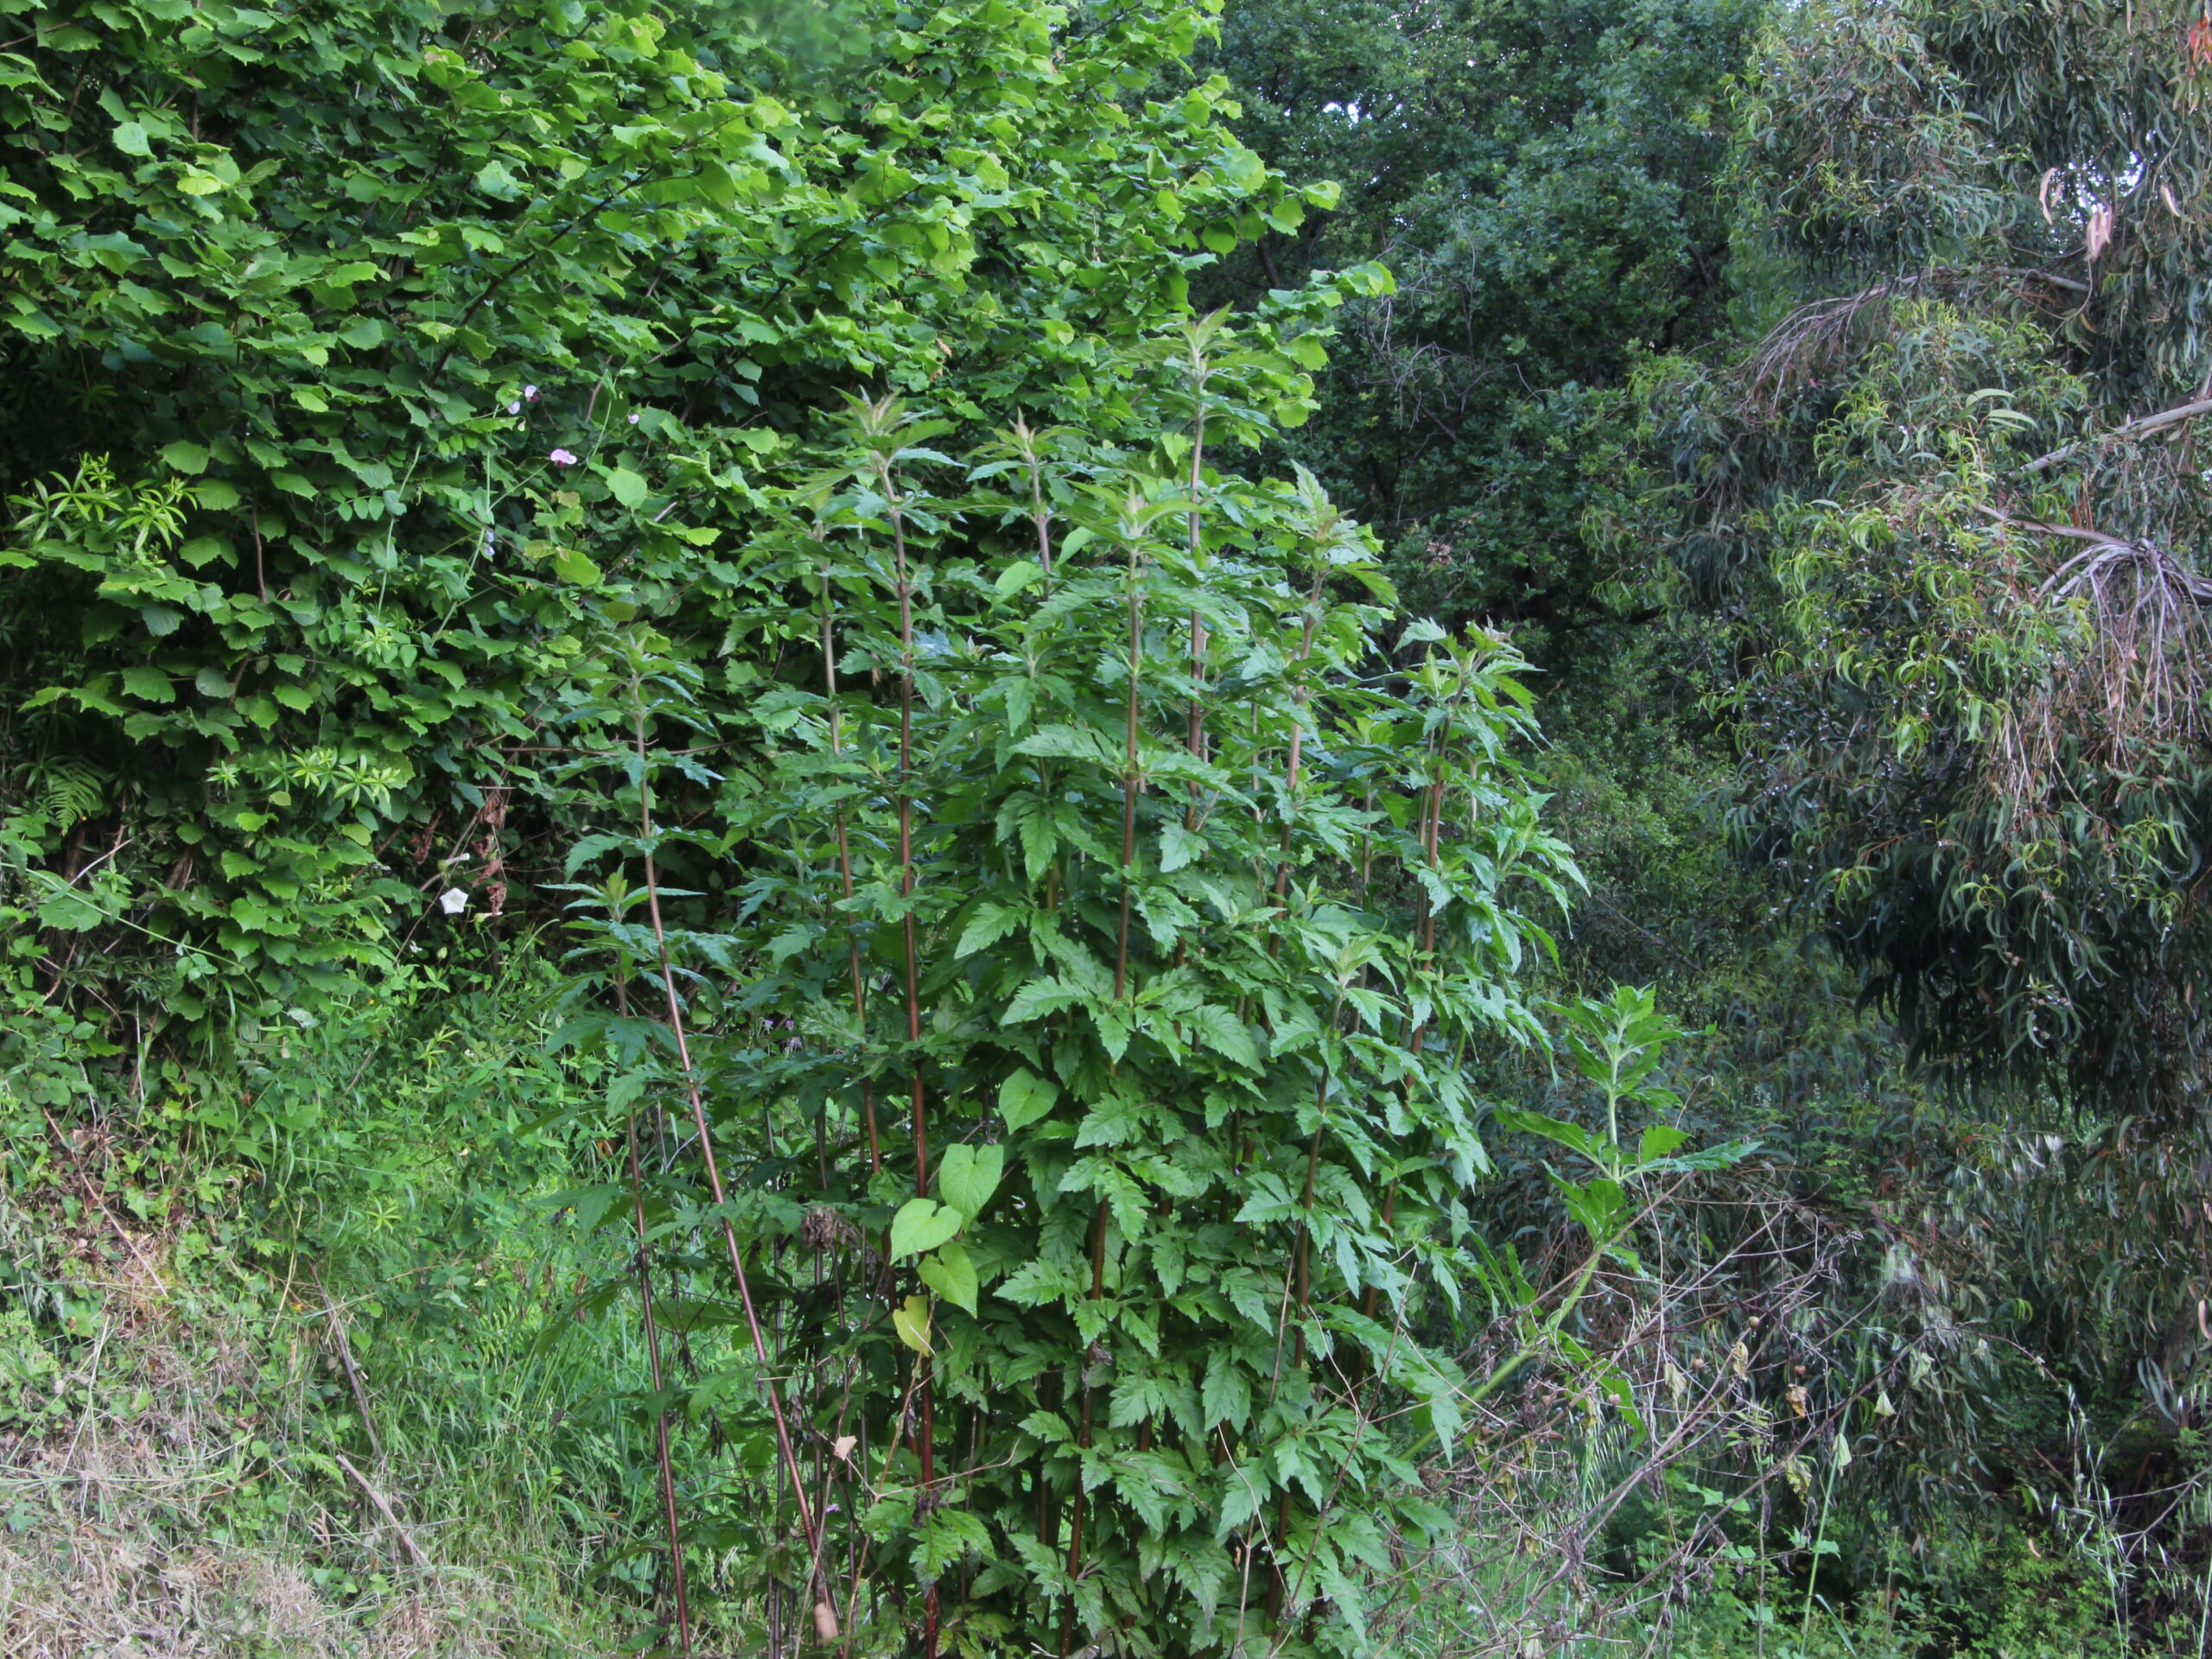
xmin=1799 ymin=1423 xmax=1842 ymax=1651
xmin=1289 ymin=984 xmax=1348 ymax=1366
xmin=1017 ymin=417 xmax=1054 ymax=580
xmin=1463 ymin=1242 xmax=1613 ymax=1415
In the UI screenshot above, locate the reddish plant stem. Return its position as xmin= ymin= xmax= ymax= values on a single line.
xmin=626 ymin=1112 xmax=693 ymax=1656
xmin=1115 ymin=527 xmax=1145 ymax=1001
xmin=630 ymin=688 xmax=823 ymax=1610
xmin=1268 ymin=567 xmax=1332 ymax=956
xmin=1184 ymin=349 xmax=1210 ymax=825
xmin=874 ymin=447 xmax=938 ymax=1659
xmin=819 ymin=585 xmax=883 ymax=1173
xmin=1361 ymin=1187 xmax=1401 ymax=1327
xmin=1062 ymin=1197 xmax=1110 ymax=1656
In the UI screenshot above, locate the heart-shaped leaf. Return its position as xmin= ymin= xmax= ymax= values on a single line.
xmin=998 ymin=1068 xmax=1058 ymax=1132
xmin=918 ymin=1241 xmax=979 ymax=1315
xmin=938 ymin=1144 xmax=1003 ymax=1220
xmin=890 ymin=1198 xmax=963 ymax=1260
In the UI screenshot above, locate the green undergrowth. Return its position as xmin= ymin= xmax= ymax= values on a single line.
xmin=0 ymin=951 xmax=709 ymax=1656
xmin=0 ymin=941 xmax=2161 ymax=1657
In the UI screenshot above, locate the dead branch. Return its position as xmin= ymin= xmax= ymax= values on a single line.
xmin=2023 ymin=396 xmax=2212 ymax=474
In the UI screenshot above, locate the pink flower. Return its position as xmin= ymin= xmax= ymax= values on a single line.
xmin=507 ymin=400 xmax=521 ymax=415
xmin=549 ymin=448 xmax=578 ymax=467
xmin=627 ymin=412 xmax=640 ymax=425
xmin=524 ymin=384 xmax=539 ymax=401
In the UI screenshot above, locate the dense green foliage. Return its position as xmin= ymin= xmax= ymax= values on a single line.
xmin=1200 ymin=0 xmax=1750 ymax=658
xmin=1204 ymin=0 xmax=2212 ymax=1647
xmin=541 ymin=391 xmax=1613 ymax=1654
xmin=1661 ymin=0 xmax=2212 ymax=1106
xmin=12 ymin=0 xmax=2212 ymax=1654
xmin=0 ymin=0 xmax=1337 ymax=1039
xmin=2 ymin=1 xmax=1749 ymax=1654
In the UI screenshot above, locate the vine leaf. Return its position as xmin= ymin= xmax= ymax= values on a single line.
xmin=938 ymin=1144 xmax=1004 ymax=1218
xmin=918 ymin=1241 xmax=979 ymax=1315
xmin=892 ymin=1294 xmax=933 ymax=1356
xmin=997 ymin=1067 xmax=1059 ymax=1131
xmin=890 ymin=1198 xmax=963 ymax=1260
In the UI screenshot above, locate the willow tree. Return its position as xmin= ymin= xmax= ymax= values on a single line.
xmin=1640 ymin=0 xmax=2212 ymax=1551
xmin=1658 ymin=0 xmax=2212 ymax=1109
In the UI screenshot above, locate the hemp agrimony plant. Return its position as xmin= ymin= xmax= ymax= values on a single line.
xmin=550 ymin=342 xmax=1736 ymax=1657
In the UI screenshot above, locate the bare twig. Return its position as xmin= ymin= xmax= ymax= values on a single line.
xmin=332 ymin=1451 xmax=432 ymax=1572
xmin=2023 ymin=395 xmax=2212 ymax=474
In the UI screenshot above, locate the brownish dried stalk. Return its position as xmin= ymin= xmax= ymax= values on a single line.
xmin=629 ymin=684 xmax=826 ymax=1623
xmin=1363 ymin=1176 xmax=1863 ymax=1656
xmin=1734 ymin=267 xmax=2082 ymax=419
xmin=627 ymin=1111 xmax=693 ymax=1656
xmin=2023 ymin=393 xmax=2212 ymax=474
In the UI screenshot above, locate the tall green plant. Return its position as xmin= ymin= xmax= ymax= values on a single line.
xmin=542 ymin=353 xmax=1620 ymax=1654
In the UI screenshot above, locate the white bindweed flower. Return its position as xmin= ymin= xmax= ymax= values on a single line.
xmin=440 ymin=887 xmax=469 ymax=914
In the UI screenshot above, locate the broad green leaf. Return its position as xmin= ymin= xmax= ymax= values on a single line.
xmin=553 ymin=547 xmax=601 ymax=585
xmin=36 ymin=890 xmax=107 ymax=931
xmin=160 ymin=440 xmax=210 ymax=474
xmin=938 ymin=1143 xmax=1003 ymax=1219
xmin=889 ymin=1198 xmax=963 ymax=1260
xmin=891 ymin=1294 xmax=932 ymax=1355
xmin=998 ymin=1067 xmax=1059 ymax=1132
xmin=604 ymin=467 xmax=648 ymax=507
xmin=120 ymin=666 xmax=174 ymax=702
xmin=995 ymin=558 xmax=1043 ymax=597
xmin=917 ymin=1241 xmax=978 ymax=1314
